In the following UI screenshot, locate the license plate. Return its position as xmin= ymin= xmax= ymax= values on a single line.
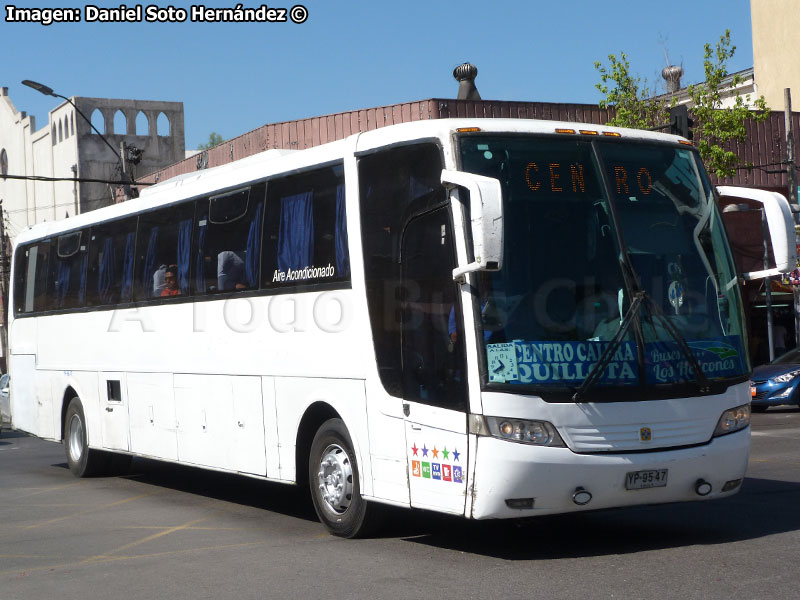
xmin=625 ymin=469 xmax=668 ymax=490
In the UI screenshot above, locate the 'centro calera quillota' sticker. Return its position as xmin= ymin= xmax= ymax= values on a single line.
xmin=486 ymin=342 xmax=519 ymax=383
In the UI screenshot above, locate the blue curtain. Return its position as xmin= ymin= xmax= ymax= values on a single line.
xmin=120 ymin=232 xmax=135 ymax=302
xmin=78 ymin=255 xmax=87 ymax=305
xmin=56 ymin=260 xmax=71 ymax=307
xmin=334 ymin=184 xmax=349 ymax=277
xmin=98 ymin=236 xmax=115 ymax=304
xmin=245 ymin=202 xmax=263 ymax=287
xmin=195 ymin=219 xmax=207 ymax=294
xmin=142 ymin=226 xmax=158 ymax=298
xmin=278 ymin=191 xmax=314 ymax=271
xmin=178 ymin=219 xmax=192 ymax=294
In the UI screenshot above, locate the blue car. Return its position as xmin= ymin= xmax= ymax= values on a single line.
xmin=750 ymin=348 xmax=800 ymax=412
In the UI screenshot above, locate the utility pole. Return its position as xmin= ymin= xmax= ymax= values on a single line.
xmin=785 ymin=89 xmax=800 ymax=347
xmin=0 ymin=200 xmax=8 ymax=373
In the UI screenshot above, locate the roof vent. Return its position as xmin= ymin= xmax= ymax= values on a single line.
xmin=453 ymin=63 xmax=481 ymax=100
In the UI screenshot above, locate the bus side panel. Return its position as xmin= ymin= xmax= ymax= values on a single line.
xmin=128 ymin=372 xmax=178 ymax=461
xmin=262 ymin=376 xmax=280 ymax=479
xmin=51 ymin=370 xmax=101 ymax=445
xmin=274 ymin=377 xmax=371 ymax=494
xmin=174 ymin=374 xmax=266 ymax=475
xmin=9 ymin=354 xmax=37 ymax=435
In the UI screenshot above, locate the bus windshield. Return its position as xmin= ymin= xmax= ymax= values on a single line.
xmin=458 ymin=134 xmax=749 ymax=399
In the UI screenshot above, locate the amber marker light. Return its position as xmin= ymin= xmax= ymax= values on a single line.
xmin=579 ymin=130 xmax=598 ymax=135
xmin=456 ymin=127 xmax=482 ymax=132
xmin=555 ymin=128 xmax=576 ymax=134
xmin=679 ymin=140 xmax=694 ymax=146
xmin=602 ymin=131 xmax=622 ymax=137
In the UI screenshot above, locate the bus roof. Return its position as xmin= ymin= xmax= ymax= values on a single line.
xmin=13 ymin=118 xmax=689 ymax=246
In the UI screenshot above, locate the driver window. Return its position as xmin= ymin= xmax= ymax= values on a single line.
xmin=400 ymin=206 xmax=466 ymax=410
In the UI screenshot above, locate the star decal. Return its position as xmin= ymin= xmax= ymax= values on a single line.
xmin=452 ymin=448 xmax=460 ymax=462
xmin=432 ymin=446 xmax=439 ymax=459
xmin=442 ymin=447 xmax=450 ymax=460
xmin=422 ymin=444 xmax=428 ymax=457
xmin=411 ymin=443 xmax=418 ymax=456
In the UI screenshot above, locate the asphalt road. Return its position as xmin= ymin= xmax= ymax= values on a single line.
xmin=1 ymin=409 xmax=799 ymax=600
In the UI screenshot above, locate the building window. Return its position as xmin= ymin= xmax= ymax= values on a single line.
xmin=0 ymin=148 xmax=7 ymax=179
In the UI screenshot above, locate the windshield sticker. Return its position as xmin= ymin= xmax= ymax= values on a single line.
xmin=489 ymin=340 xmax=639 ymax=386
xmin=486 ymin=342 xmax=519 ymax=383
xmin=489 ymin=335 xmax=745 ymax=386
xmin=644 ymin=337 xmax=745 ymax=384
xmin=667 ymin=281 xmax=684 ymax=312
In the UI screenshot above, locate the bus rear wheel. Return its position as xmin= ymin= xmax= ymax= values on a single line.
xmin=64 ymin=397 xmax=110 ymax=477
xmin=308 ymin=418 xmax=382 ymax=538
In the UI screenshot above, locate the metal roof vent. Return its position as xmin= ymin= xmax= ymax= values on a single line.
xmin=454 ymin=63 xmax=481 ymax=100
xmin=662 ymin=65 xmax=684 ymax=93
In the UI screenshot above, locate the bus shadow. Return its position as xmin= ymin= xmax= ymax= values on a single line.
xmin=114 ymin=456 xmax=320 ymax=524
xmin=398 ymin=477 xmax=800 ymax=559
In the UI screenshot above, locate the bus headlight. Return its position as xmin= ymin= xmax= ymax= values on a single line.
xmin=481 ymin=416 xmax=566 ymax=447
xmin=713 ymin=404 xmax=750 ymax=437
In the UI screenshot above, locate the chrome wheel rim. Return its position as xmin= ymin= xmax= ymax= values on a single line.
xmin=317 ymin=443 xmax=353 ymax=515
xmin=68 ymin=413 xmax=84 ymax=462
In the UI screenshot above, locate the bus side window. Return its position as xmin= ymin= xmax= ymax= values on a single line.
xmin=135 ymin=202 xmax=194 ymax=300
xmin=86 ymin=218 xmax=137 ymax=306
xmin=400 ymin=207 xmax=465 ymax=410
xmin=47 ymin=231 xmax=88 ymax=310
xmin=14 ymin=241 xmax=51 ymax=314
xmin=262 ymin=165 xmax=349 ymax=289
xmin=194 ymin=184 xmax=265 ymax=294
xmin=358 ymin=142 xmax=451 ymax=400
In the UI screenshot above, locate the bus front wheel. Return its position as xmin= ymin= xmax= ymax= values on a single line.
xmin=308 ymin=418 xmax=382 ymax=538
xmin=64 ymin=397 xmax=109 ymax=477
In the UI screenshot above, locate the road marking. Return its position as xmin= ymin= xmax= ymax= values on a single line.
xmin=0 ymin=540 xmax=269 ymax=577
xmin=81 ymin=517 xmax=208 ymax=564
xmin=20 ymin=491 xmax=158 ymax=529
xmin=5 ymin=481 xmax=84 ymax=500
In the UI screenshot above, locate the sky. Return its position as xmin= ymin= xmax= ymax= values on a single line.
xmin=2 ymin=0 xmax=756 ymax=151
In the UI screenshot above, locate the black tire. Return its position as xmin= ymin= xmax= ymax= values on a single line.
xmin=64 ymin=397 xmax=110 ymax=477
xmin=308 ymin=418 xmax=383 ymax=538
xmin=751 ymin=405 xmax=769 ymax=413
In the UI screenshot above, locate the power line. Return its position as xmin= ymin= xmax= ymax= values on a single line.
xmin=0 ymin=173 xmax=153 ymax=186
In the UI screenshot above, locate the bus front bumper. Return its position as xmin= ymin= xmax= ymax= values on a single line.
xmin=469 ymin=428 xmax=749 ymax=519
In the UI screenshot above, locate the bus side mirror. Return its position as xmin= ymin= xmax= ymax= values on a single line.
xmin=717 ymin=186 xmax=797 ymax=280
xmin=441 ymin=170 xmax=504 ymax=280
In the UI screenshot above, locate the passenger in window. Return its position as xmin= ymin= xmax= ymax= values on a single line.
xmin=153 ymin=264 xmax=167 ymax=296
xmin=217 ymin=250 xmax=247 ymax=290
xmin=161 ymin=265 xmax=181 ymax=296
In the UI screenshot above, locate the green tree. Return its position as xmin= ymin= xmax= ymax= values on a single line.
xmin=594 ymin=51 xmax=669 ymax=130
xmin=197 ymin=132 xmax=224 ymax=150
xmin=687 ymin=30 xmax=769 ymax=178
xmin=594 ymin=30 xmax=769 ymax=178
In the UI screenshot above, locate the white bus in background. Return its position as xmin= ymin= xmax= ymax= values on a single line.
xmin=8 ymin=119 xmax=796 ymax=537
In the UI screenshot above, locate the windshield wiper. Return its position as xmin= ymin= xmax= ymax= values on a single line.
xmin=572 ymin=289 xmax=712 ymax=402
xmin=572 ymin=291 xmax=645 ymax=402
xmin=641 ymin=295 xmax=711 ymax=393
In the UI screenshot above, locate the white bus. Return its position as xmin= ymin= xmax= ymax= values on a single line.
xmin=8 ymin=119 xmax=795 ymax=537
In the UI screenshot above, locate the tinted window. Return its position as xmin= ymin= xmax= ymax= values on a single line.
xmin=262 ymin=164 xmax=350 ymax=288
xmin=401 ymin=207 xmax=465 ymax=409
xmin=14 ymin=241 xmax=51 ymax=314
xmin=194 ymin=184 xmax=265 ymax=294
xmin=48 ymin=231 xmax=88 ymax=310
xmin=86 ymin=218 xmax=137 ymax=306
xmin=358 ymin=143 xmax=452 ymax=399
xmin=135 ymin=203 xmax=194 ymax=300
